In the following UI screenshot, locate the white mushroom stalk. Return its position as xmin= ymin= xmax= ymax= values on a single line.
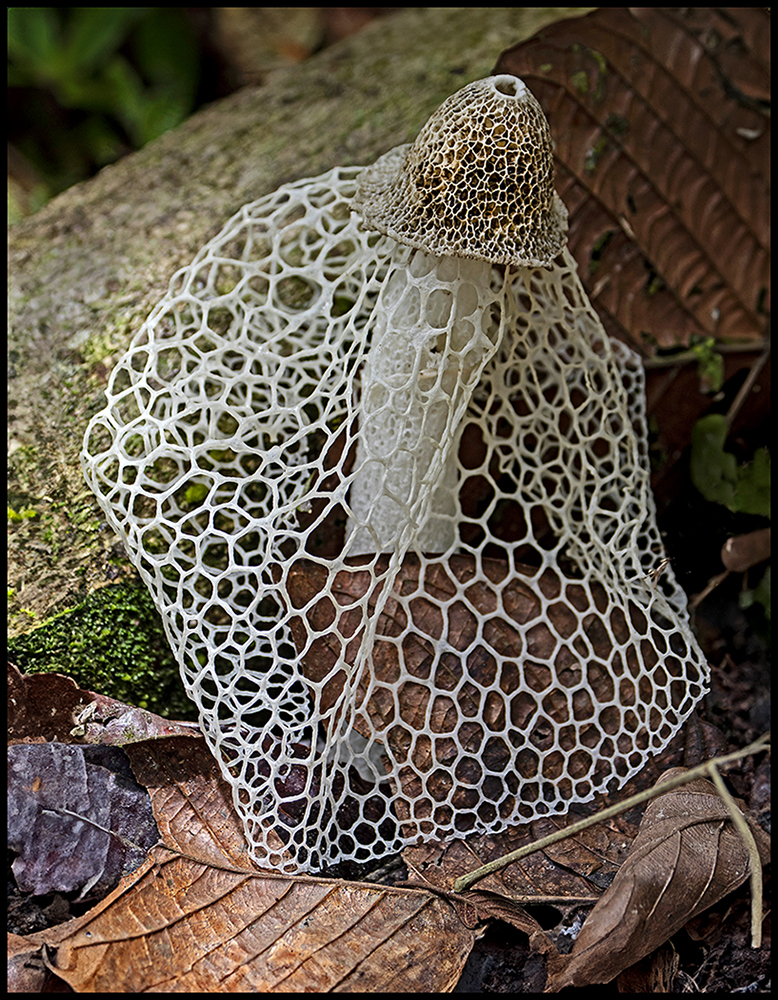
xmin=345 ymin=252 xmax=496 ymax=554
xmin=82 ymin=75 xmax=709 ymax=874
xmin=346 ymin=76 xmax=566 ymax=555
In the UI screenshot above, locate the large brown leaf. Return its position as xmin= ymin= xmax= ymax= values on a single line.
xmin=404 ymin=813 xmax=627 ymax=904
xmin=42 ymin=847 xmax=473 ymax=992
xmin=496 ymin=7 xmax=770 ymax=353
xmin=15 ymin=736 xmax=475 ymax=992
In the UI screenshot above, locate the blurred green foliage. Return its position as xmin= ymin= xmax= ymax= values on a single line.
xmin=741 ymin=565 xmax=771 ymax=624
xmin=689 ymin=336 xmax=724 ymax=394
xmin=8 ymin=7 xmax=200 ymax=211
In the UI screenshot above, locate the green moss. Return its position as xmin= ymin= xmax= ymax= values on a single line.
xmin=79 ymin=327 xmax=125 ymax=366
xmin=182 ymin=481 xmax=210 ymax=507
xmin=7 ymin=582 xmax=196 ymax=720
xmin=7 ymin=506 xmax=38 ymax=522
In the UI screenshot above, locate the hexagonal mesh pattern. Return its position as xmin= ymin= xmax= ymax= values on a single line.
xmin=352 ymin=76 xmax=568 ymax=266
xmin=82 ymin=87 xmax=708 ymax=874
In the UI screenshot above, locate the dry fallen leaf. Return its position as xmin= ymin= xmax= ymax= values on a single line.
xmin=721 ymin=527 xmax=771 ymax=573
xmin=39 ymin=847 xmax=474 ymax=992
xmin=547 ymin=767 xmax=771 ymax=990
xmin=496 ymin=7 xmax=770 ymax=353
xmin=8 ymin=660 xmax=91 ymax=743
xmin=14 ymin=737 xmax=476 ymax=992
xmin=7 ymin=931 xmax=51 ymax=992
xmin=404 ymin=816 xmax=625 ymax=904
xmin=495 ymin=6 xmax=771 ymax=503
xmin=7 ymin=661 xmax=199 ymax=745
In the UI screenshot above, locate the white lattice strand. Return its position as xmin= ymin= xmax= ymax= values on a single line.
xmin=82 ymin=76 xmax=709 ymax=873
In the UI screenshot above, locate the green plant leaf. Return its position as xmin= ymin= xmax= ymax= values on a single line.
xmin=7 ymin=8 xmax=60 ymax=79
xmin=130 ymin=8 xmax=198 ymax=97
xmin=690 ymin=414 xmax=770 ymax=516
xmin=691 ymin=415 xmax=737 ymax=508
xmin=734 ymin=447 xmax=771 ymax=518
xmin=62 ymin=7 xmax=148 ymax=76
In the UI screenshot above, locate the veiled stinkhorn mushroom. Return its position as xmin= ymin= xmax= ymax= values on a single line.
xmin=82 ymin=75 xmax=709 ymax=874
xmin=345 ymin=75 xmax=566 ymax=555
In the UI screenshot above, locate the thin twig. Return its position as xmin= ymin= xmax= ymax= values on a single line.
xmin=452 ymin=733 xmax=770 ymax=896
xmin=688 ymin=568 xmax=730 ymax=612
xmin=641 ymin=339 xmax=767 ymax=369
xmin=705 ymin=762 xmax=764 ymax=948
xmin=724 ymin=339 xmax=770 ymax=433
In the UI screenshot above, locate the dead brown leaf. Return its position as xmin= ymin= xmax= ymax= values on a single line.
xmin=547 ymin=767 xmax=771 ymax=990
xmin=496 ymin=7 xmax=770 ymax=354
xmin=7 ymin=661 xmax=199 ymax=745
xmin=8 ymin=660 xmax=91 ymax=743
xmin=125 ymin=736 xmax=285 ymax=869
xmin=403 ymin=816 xmax=625 ymax=904
xmin=13 ymin=737 xmax=476 ymax=992
xmin=495 ymin=4 xmax=771 ymax=600
xmin=8 ymin=742 xmax=158 ymax=901
xmin=37 ymin=847 xmax=474 ymax=992
xmin=7 ymin=931 xmax=50 ymax=992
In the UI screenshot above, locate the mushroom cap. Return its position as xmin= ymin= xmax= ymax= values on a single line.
xmin=352 ymin=75 xmax=568 ymax=267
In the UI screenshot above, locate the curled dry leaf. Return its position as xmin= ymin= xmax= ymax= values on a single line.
xmin=125 ymin=735 xmax=271 ymax=869
xmin=8 ymin=932 xmax=50 ymax=992
xmin=8 ymin=661 xmax=88 ymax=743
xmin=130 ymin=729 xmax=397 ymax=867
xmin=7 ymin=661 xmax=199 ymax=746
xmin=547 ymin=767 xmax=771 ymax=990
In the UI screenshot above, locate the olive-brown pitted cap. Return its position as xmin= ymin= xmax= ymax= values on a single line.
xmin=352 ymin=75 xmax=568 ymax=267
